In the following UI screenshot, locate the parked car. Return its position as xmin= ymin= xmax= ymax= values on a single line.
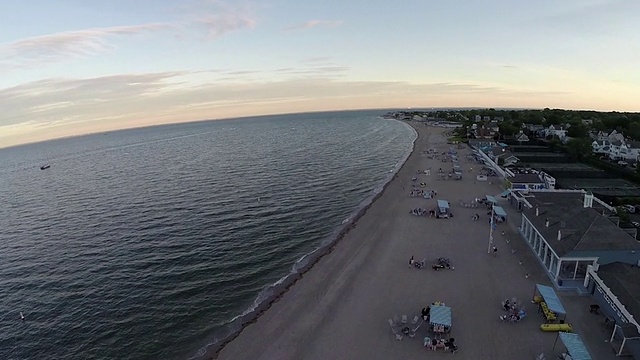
xmin=631 ymin=221 xmax=640 ymax=228
xmin=623 ymin=205 xmax=636 ymax=213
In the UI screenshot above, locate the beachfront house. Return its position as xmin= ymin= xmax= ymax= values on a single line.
xmin=517 ymin=191 xmax=640 ymax=292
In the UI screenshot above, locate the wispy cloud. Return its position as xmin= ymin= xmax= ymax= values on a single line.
xmin=285 ymin=20 xmax=344 ymax=31
xmin=0 ymin=1 xmax=258 ymax=69
xmin=0 ymin=71 xmax=567 ymax=146
xmin=195 ymin=13 xmax=255 ymax=39
xmin=0 ymin=24 xmax=170 ymax=68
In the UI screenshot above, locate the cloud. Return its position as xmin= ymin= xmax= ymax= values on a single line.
xmin=0 ymin=24 xmax=170 ymax=67
xmin=195 ymin=13 xmax=255 ymax=39
xmin=285 ymin=20 xmax=344 ymax=31
xmin=0 ymin=72 xmax=187 ymax=128
xmin=0 ymin=71 xmax=565 ymax=143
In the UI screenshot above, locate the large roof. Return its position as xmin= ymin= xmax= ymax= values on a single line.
xmin=523 ymin=192 xmax=640 ymax=257
xmin=511 ymin=173 xmax=544 ymax=184
xmin=597 ymin=262 xmax=640 ymax=334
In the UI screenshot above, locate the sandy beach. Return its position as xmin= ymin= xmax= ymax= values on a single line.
xmin=214 ymin=122 xmax=617 ymax=360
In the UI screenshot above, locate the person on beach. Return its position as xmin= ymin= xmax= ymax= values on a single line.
xmin=493 ymin=246 xmax=498 ymax=256
xmin=421 ymin=306 xmax=431 ymax=321
xmin=409 ymin=256 xmax=415 ymax=267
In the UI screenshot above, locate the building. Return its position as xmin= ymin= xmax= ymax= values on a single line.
xmin=517 ymin=191 xmax=640 ymax=292
xmin=585 ymin=263 xmax=640 ymax=358
xmin=544 ymin=125 xmax=568 ymax=140
xmin=507 ymin=172 xmax=555 ymax=192
xmin=592 ymin=139 xmax=640 ymax=162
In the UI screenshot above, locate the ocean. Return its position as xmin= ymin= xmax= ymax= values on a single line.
xmin=0 ymin=110 xmax=416 ymax=360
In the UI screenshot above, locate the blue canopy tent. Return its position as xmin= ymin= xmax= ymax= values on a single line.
xmin=533 ymin=284 xmax=567 ymax=320
xmin=485 ymin=195 xmax=498 ymax=204
xmin=493 ymin=206 xmax=507 ymax=219
xmin=553 ymin=332 xmax=592 ymax=360
xmin=429 ymin=304 xmax=452 ymax=333
xmin=499 ymin=189 xmax=511 ymax=198
xmin=437 ymin=200 xmax=450 ymax=218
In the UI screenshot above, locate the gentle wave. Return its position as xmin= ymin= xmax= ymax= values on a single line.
xmin=0 ymin=111 xmax=415 ymax=360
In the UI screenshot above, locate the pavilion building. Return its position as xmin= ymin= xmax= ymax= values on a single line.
xmin=517 ymin=191 xmax=640 ymax=292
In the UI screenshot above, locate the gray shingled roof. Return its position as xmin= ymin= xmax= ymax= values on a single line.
xmin=523 ymin=192 xmax=640 ymax=257
xmin=511 ymin=173 xmax=544 ymax=184
xmin=597 ymin=262 xmax=640 ymax=334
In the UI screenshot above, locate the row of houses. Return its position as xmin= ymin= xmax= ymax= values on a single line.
xmin=473 ymin=119 xmax=640 ymax=162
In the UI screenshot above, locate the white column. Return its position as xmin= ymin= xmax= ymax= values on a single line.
xmin=554 ymin=257 xmax=562 ymax=281
xmin=543 ymin=244 xmax=549 ymax=268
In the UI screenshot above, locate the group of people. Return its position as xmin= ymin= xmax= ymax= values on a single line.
xmin=409 ymin=256 xmax=426 ymax=269
xmin=500 ymin=298 xmax=527 ymax=323
xmin=411 ymin=207 xmax=428 ymax=216
xmin=409 ymin=189 xmax=435 ymax=198
xmin=424 ymin=337 xmax=458 ymax=353
xmin=432 ymin=257 xmax=453 ymax=270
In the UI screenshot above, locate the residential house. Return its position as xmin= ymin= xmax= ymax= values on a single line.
xmin=488 ymin=121 xmax=500 ymax=133
xmin=592 ymin=139 xmax=640 ymax=162
xmin=474 ymin=126 xmax=496 ymax=139
xmin=515 ymin=131 xmax=530 ymax=144
xmin=474 ymin=115 xmax=481 ymax=122
xmin=596 ymin=130 xmax=626 ymax=143
xmin=522 ymin=124 xmax=545 ymax=138
xmin=582 ymin=119 xmax=594 ymax=126
xmin=544 ymin=125 xmax=568 ymax=140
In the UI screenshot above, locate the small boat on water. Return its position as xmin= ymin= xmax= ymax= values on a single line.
xmin=40 ymin=164 xmax=50 ymax=170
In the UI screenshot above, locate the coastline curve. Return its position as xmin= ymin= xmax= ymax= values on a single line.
xmin=190 ymin=119 xmax=418 ymax=360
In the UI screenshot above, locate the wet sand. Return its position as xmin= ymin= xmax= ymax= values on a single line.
xmin=215 ymin=122 xmax=618 ymax=360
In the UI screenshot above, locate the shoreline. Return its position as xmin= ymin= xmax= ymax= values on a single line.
xmin=193 ymin=119 xmax=418 ymax=359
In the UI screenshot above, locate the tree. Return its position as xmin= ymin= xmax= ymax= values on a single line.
xmin=499 ymin=123 xmax=519 ymax=137
xmin=616 ymin=206 xmax=630 ymax=223
xmin=567 ymin=124 xmax=588 ymax=138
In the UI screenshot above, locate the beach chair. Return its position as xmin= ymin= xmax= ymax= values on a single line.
xmin=411 ymin=315 xmax=420 ymax=325
xmin=388 ymin=318 xmax=403 ymax=340
xmin=401 ymin=315 xmax=408 ymax=324
xmin=409 ymin=318 xmax=423 ymax=338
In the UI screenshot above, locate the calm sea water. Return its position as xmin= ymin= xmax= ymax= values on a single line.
xmin=0 ymin=111 xmax=415 ymax=360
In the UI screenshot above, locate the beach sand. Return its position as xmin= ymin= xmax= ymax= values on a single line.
xmin=214 ymin=122 xmax=617 ymax=360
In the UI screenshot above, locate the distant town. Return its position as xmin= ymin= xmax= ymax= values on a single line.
xmin=384 ymin=108 xmax=640 ymax=224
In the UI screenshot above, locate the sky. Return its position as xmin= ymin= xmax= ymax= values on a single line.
xmin=1 ymin=0 xmax=639 ymax=148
